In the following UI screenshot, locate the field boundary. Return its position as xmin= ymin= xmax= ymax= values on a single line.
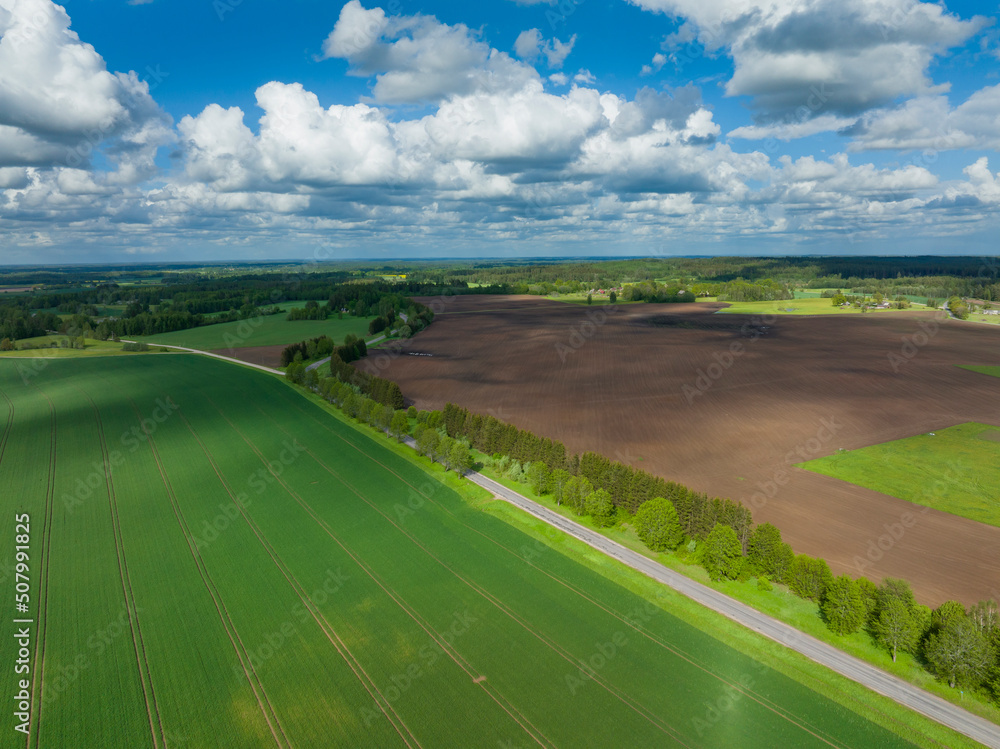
xmin=467 ymin=471 xmax=1000 ymax=749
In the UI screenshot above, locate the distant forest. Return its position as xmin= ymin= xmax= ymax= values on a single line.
xmin=0 ymin=256 xmax=997 ymax=342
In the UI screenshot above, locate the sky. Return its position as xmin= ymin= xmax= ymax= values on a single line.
xmin=0 ymin=0 xmax=998 ymax=264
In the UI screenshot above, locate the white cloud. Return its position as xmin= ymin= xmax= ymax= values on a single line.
xmin=729 ymin=114 xmax=857 ymax=141
xmin=321 ymin=1 xmax=536 ymax=103
xmin=626 ymin=0 xmax=987 ymax=123
xmin=847 ymin=85 xmax=1000 ymax=151
xmin=640 ymin=52 xmax=667 ymax=76
xmin=514 ymin=28 xmax=542 ymax=60
xmin=514 ymin=28 xmax=576 ymax=68
xmin=0 ymin=0 xmax=172 ymax=178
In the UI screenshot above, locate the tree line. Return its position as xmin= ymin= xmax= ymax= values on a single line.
xmin=441 ymin=400 xmax=1000 ymax=706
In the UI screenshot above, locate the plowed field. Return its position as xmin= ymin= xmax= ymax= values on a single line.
xmin=376 ymin=296 xmax=1000 ymax=606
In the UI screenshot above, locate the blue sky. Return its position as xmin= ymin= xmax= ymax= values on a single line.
xmin=0 ymin=0 xmax=998 ymax=263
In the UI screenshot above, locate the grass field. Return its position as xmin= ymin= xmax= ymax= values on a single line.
xmin=798 ymin=422 xmax=1000 ymax=528
xmin=134 ymin=313 xmax=377 ymax=350
xmin=715 ymin=297 xmax=926 ymax=315
xmin=962 ymin=365 xmax=1000 ymax=379
xmin=969 ymin=312 xmax=1000 ymax=325
xmin=0 ymin=355 xmax=948 ymax=747
xmin=0 ymin=337 xmax=166 ymax=358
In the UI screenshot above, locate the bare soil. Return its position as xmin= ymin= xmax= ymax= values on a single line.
xmin=210 ymin=344 xmax=286 ymax=369
xmin=374 ymin=295 xmax=1000 ymax=606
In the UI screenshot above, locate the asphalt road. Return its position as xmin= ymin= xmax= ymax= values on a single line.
xmin=467 ymin=471 xmax=1000 ymax=749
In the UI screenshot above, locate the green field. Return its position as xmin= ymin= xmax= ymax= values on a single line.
xmin=715 ymin=297 xmax=925 ymax=316
xmin=961 ymin=365 xmax=1000 ymax=379
xmin=0 ymin=337 xmax=165 ymax=358
xmin=0 ymin=355 xmax=939 ymax=747
xmin=135 ymin=313 xmax=377 ymax=350
xmin=798 ymin=422 xmax=1000 ymax=527
xmin=969 ymin=312 xmax=1000 ymax=326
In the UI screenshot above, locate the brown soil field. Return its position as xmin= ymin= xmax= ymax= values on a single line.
xmin=210 ymin=344 xmax=286 ymax=368
xmin=372 ymin=295 xmax=1000 ymax=606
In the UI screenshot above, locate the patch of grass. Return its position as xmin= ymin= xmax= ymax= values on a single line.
xmin=0 ymin=337 xmax=165 ymax=358
xmin=716 ymin=297 xmax=926 ymax=315
xmin=961 ymin=365 xmax=1000 ymax=379
xmin=134 ymin=313 xmax=378 ymax=350
xmin=798 ymin=422 xmax=1000 ymax=528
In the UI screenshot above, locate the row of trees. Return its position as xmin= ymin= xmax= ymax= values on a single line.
xmin=282 ymin=364 xmax=474 ymax=475
xmin=716 ymin=278 xmax=793 ymax=302
xmin=286 ymin=300 xmax=329 ymax=320
xmin=620 ymin=282 xmax=697 ymax=304
xmin=627 ymin=502 xmax=1000 ymax=698
xmin=279 ymin=335 xmax=336 ymax=366
xmin=439 ymin=401 xmax=1000 ymax=704
xmin=327 ymin=352 xmax=404 ymax=409
xmin=442 ymin=403 xmax=750 ymax=535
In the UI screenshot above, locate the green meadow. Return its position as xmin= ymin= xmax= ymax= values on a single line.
xmin=799 ymin=422 xmax=1000 ymax=528
xmin=134 ymin=313 xmax=378 ymax=350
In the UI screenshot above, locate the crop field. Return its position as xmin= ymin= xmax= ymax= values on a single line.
xmin=378 ymin=295 xmax=1000 ymax=606
xmin=135 ymin=313 xmax=377 ymax=354
xmin=0 ymin=355 xmax=937 ymax=747
xmin=715 ymin=297 xmax=925 ymax=315
xmin=798 ymin=423 xmax=1000 ymax=528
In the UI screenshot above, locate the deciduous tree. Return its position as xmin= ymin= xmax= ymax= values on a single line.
xmin=634 ymin=497 xmax=684 ymax=552
xmin=822 ymin=575 xmax=866 ymax=635
xmin=702 ymin=524 xmax=743 ymax=581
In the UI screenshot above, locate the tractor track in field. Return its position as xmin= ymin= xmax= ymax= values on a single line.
xmin=246 ymin=400 xmax=695 ymax=748
xmin=81 ymin=389 xmax=166 ymax=749
xmin=0 ymin=388 xmax=13 ymax=468
xmin=263 ymin=390 xmax=859 ymax=748
xmin=25 ymin=388 xmax=55 ymax=749
xmin=128 ymin=398 xmax=291 ymax=749
xmin=228 ymin=400 xmax=556 ymax=749
xmin=174 ymin=408 xmax=424 ymax=749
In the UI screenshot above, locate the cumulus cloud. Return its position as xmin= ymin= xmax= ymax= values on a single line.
xmin=2 ymin=0 xmax=997 ymax=256
xmin=627 ymin=0 xmax=987 ymax=123
xmin=321 ymin=1 xmax=536 ymax=103
xmin=846 ymin=84 xmax=1000 ymax=151
xmin=640 ymin=52 xmax=667 ymax=76
xmin=0 ymin=0 xmax=172 ymax=178
xmin=514 ymin=28 xmax=576 ymax=68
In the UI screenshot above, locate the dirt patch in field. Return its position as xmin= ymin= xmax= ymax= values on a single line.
xmin=374 ymin=295 xmax=1000 ymax=606
xmin=978 ymin=430 xmax=1000 ymax=443
xmin=210 ymin=345 xmax=286 ymax=369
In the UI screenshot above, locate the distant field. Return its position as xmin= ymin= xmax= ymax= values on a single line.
xmin=0 ymin=337 xmax=164 ymax=358
xmin=716 ymin=297 xmax=924 ymax=315
xmin=135 ymin=313 xmax=377 ymax=350
xmin=798 ymin=422 xmax=1000 ymax=528
xmin=961 ymin=365 xmax=1000 ymax=379
xmin=201 ymin=300 xmax=313 ymax=318
xmin=969 ymin=312 xmax=1000 ymax=326
xmin=0 ymin=355 xmax=927 ymax=747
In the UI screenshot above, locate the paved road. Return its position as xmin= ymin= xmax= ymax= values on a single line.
xmin=467 ymin=471 xmax=1000 ymax=749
